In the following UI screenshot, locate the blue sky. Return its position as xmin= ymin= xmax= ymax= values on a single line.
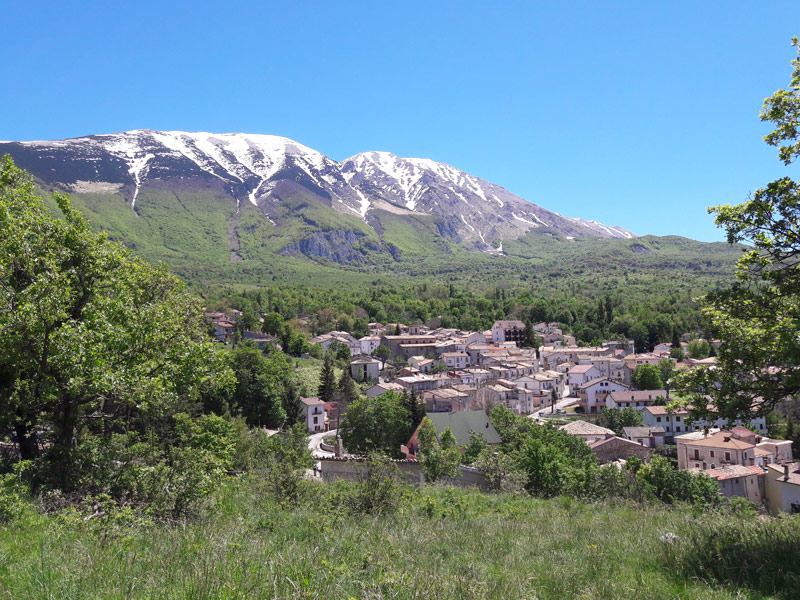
xmin=1 ymin=1 xmax=797 ymax=241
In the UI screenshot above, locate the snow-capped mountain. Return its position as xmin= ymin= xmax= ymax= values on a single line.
xmin=0 ymin=130 xmax=635 ymax=255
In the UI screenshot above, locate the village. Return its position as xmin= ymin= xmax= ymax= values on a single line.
xmin=205 ymin=312 xmax=800 ymax=515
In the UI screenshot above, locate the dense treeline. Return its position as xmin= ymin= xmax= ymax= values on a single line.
xmin=203 ymin=280 xmax=714 ymax=350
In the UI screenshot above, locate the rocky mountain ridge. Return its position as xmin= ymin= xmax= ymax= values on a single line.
xmin=1 ymin=130 xmax=634 ymax=254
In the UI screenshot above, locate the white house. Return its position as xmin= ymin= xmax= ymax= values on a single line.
xmin=576 ymin=378 xmax=630 ymax=414
xmin=567 ymin=364 xmax=601 ymax=389
xmin=441 ymin=352 xmax=469 ymax=369
xmin=300 ymin=397 xmax=326 ymax=433
xmin=606 ymin=390 xmax=669 ymax=411
xmin=643 ymin=406 xmax=768 ymax=442
xmin=359 ymin=335 xmax=381 ymax=355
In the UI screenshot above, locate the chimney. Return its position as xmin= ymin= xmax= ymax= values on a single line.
xmin=785 ymin=464 xmax=790 ymax=480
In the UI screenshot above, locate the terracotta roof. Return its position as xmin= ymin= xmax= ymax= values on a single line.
xmin=644 ymin=405 xmax=690 ymax=416
xmin=704 ymin=465 xmax=764 ymax=480
xmin=730 ymin=426 xmax=756 ymax=438
xmin=568 ymin=364 xmax=595 ymax=374
xmin=682 ymin=430 xmax=754 ymax=450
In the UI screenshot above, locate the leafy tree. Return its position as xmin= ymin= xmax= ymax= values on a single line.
xmin=631 ymin=364 xmax=663 ymax=390
xmin=597 ymin=407 xmax=644 ymax=435
xmin=237 ymin=309 xmax=259 ymax=333
xmin=318 ymin=351 xmax=337 ymax=404
xmin=308 ymin=343 xmax=323 ymax=359
xmin=762 ymin=37 xmax=800 ymax=165
xmin=687 ymin=339 xmax=710 ymax=359
xmin=675 ymin=40 xmax=800 ymax=424
xmin=0 ymin=157 xmax=234 ymax=460
xmin=474 ymin=449 xmax=526 ymax=492
xmin=417 ymin=418 xmax=461 ymax=483
xmin=462 ymin=431 xmax=489 ymax=465
xmin=637 ymin=455 xmax=720 ymax=508
xmin=352 ymin=318 xmax=370 ymax=338
xmin=288 ymin=332 xmax=309 ymax=357
xmin=261 ymin=311 xmax=284 ymax=335
xmin=669 ymin=347 xmax=685 ymax=360
xmin=282 ymin=377 xmax=302 ymax=427
xmin=658 ymin=358 xmax=676 ymax=391
xmin=339 ymin=392 xmax=412 ymax=457
xmin=373 ymin=344 xmax=391 ymax=362
xmin=261 ymin=422 xmax=313 ymax=505
xmin=278 ymin=323 xmax=292 ymax=354
xmin=516 ymin=436 xmax=566 ymax=497
xmin=230 ymin=346 xmax=289 ymax=427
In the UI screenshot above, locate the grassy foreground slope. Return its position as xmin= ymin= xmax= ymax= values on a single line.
xmin=0 ymin=480 xmax=782 ymax=600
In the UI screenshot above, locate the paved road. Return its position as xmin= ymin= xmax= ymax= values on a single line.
xmin=535 ymin=385 xmax=579 ymax=416
xmin=308 ymin=428 xmax=336 ymax=457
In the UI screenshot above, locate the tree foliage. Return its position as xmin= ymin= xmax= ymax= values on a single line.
xmin=0 ymin=157 xmax=234 ymax=462
xmin=597 ymin=407 xmax=644 ymax=435
xmin=631 ymin=364 xmax=663 ymax=390
xmin=318 ymin=351 xmax=337 ymax=404
xmin=674 ymin=40 xmax=800 ymax=424
xmin=417 ymin=417 xmax=461 ymax=483
xmin=339 ymin=392 xmax=412 ymax=458
xmin=229 ymin=346 xmax=288 ymax=427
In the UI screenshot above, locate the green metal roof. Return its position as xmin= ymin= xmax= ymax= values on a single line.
xmin=426 ymin=410 xmax=502 ymax=446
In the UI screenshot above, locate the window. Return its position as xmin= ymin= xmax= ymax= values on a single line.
xmin=693 ymin=449 xmax=700 ymax=460
xmin=676 ymin=426 xmax=681 ymax=432
xmin=710 ymin=451 xmax=715 ymax=458
xmin=656 ymin=417 xmax=662 ymax=423
xmin=313 ymin=417 xmax=318 ymax=424
xmin=724 ymin=451 xmax=731 ymax=462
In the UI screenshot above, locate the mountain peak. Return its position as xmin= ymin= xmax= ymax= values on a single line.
xmin=0 ymin=129 xmax=635 ymax=244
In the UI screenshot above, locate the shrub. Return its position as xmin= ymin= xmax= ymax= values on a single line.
xmin=342 ymin=453 xmax=410 ymax=515
xmin=259 ymin=423 xmax=313 ymax=506
xmin=473 ymin=450 xmax=526 ymax=493
xmin=0 ymin=461 xmax=31 ymax=522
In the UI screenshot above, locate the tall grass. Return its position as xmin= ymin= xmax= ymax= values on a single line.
xmin=664 ymin=513 xmax=800 ymax=597
xmin=0 ymin=478 xmax=773 ymax=599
